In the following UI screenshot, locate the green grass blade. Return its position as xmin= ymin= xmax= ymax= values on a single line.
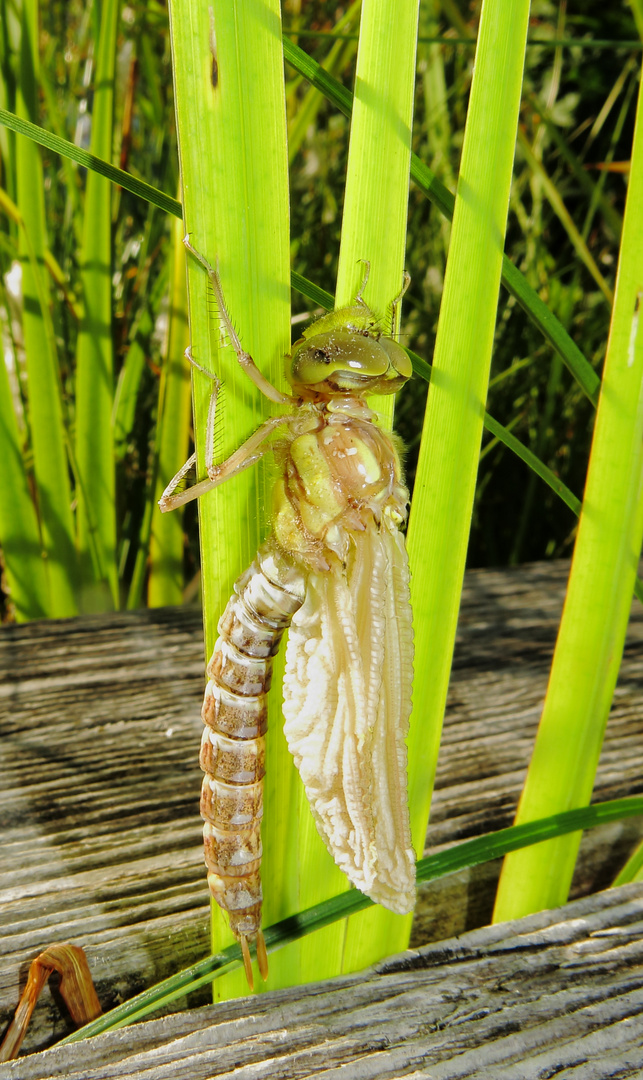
xmin=414 ymin=350 xmax=643 ymax=603
xmin=0 ymin=324 xmax=49 ymax=619
xmin=15 ymin=0 xmax=78 ymax=618
xmin=167 ymin=0 xmax=292 ymax=997
xmin=290 ymin=270 xmax=334 ymax=310
xmin=497 ymin=254 xmax=599 ymax=405
xmin=74 ymin=0 xmax=119 ymax=610
xmin=517 ymin=128 xmax=613 ymax=305
xmin=283 ymin=37 xmax=353 ymax=117
xmin=0 ymin=107 xmax=183 ymax=219
xmin=630 ymin=0 xmax=643 ymax=42
xmin=493 ymin=67 xmax=643 ymax=922
xmin=409 ymin=345 xmax=583 ymax=514
xmin=290 ymin=0 xmax=421 ymax=985
xmin=334 ymin=0 xmax=419 ymax=319
xmin=612 ymin=838 xmax=643 ymax=886
xmin=37 ymin=54 xmax=83 ymax=248
xmin=580 ymin=65 xmax=639 ymax=244
xmin=412 ymin=134 xmax=602 ymax=404
xmin=536 ymin=103 xmax=623 ymax=242
xmin=59 ymin=795 xmax=643 ymax=1043
xmin=481 ymin=410 xmax=581 ymax=517
xmin=125 ymin=483 xmax=154 ymax=612
xmin=113 ymin=307 xmax=153 ymax=462
xmin=287 ymin=1 xmax=361 ymax=165
xmin=418 ymin=0 xmax=456 ymax=237
xmin=148 ymin=213 xmax=191 ymax=607
xmin=406 ymin=0 xmax=530 ymax=923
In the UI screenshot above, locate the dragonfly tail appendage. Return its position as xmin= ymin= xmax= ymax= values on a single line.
xmin=200 ymin=542 xmax=306 ymax=987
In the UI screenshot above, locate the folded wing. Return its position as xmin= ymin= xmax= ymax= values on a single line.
xmin=282 ymin=516 xmax=416 ymax=913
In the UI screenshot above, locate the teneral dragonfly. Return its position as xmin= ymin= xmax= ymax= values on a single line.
xmin=159 ymin=239 xmax=416 ymax=988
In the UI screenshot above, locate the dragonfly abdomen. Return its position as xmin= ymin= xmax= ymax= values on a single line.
xmin=199 ymin=543 xmax=305 ymax=986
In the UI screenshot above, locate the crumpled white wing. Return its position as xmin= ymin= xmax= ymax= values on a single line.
xmin=282 ymin=516 xmax=416 ymax=913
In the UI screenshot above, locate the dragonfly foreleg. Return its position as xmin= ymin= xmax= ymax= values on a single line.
xmin=183 ymin=236 xmax=295 ymax=407
xmin=388 ymin=272 xmax=411 ymax=336
xmin=354 ymin=259 xmax=371 ymax=307
xmin=158 ymin=412 xmax=290 ymax=512
xmin=183 ymin=345 xmax=222 ymax=477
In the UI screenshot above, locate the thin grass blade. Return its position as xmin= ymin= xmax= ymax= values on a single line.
xmin=148 ymin=212 xmax=191 ymax=607
xmin=59 ymin=795 xmax=643 ymax=1043
xmin=612 ymin=838 xmax=643 ymax=886
xmin=167 ymin=0 xmax=292 ymax=997
xmin=15 ymin=0 xmax=78 ymax=617
xmin=493 ymin=66 xmax=643 ymax=921
xmin=517 ymin=128 xmax=613 ymax=305
xmin=74 ymin=0 xmax=119 ymax=610
xmin=536 ymin=104 xmax=623 ymax=242
xmin=287 ymin=1 xmax=361 ymax=165
xmin=113 ymin=308 xmax=153 ymax=463
xmin=0 ymin=322 xmax=49 ymax=618
xmin=340 ymin=0 xmax=422 ymax=975
xmin=287 ymin=0 xmax=421 ymax=985
xmin=0 ymin=106 xmax=182 ymax=218
xmin=406 ymin=0 xmax=531 ymax=919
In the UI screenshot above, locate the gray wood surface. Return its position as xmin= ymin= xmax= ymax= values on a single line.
xmin=2 ymin=559 xmax=643 ymax=1065
xmin=2 ymin=883 xmax=643 ymax=1078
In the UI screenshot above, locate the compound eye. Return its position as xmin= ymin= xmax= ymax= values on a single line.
xmin=379 ymin=337 xmax=413 ymax=380
xmin=291 ymin=330 xmax=387 ymax=386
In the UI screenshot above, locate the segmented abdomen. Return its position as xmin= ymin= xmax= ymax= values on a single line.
xmin=199 ymin=543 xmax=305 ymax=981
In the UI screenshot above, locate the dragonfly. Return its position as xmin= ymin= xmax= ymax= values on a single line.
xmin=159 ymin=238 xmax=416 ymax=988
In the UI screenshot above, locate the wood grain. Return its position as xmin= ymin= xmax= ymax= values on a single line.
xmin=2 ymin=883 xmax=643 ymax=1078
xmin=1 ymin=560 xmax=643 ymax=1064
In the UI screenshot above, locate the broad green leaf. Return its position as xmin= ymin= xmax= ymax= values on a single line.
xmin=167 ymin=0 xmax=292 ymax=998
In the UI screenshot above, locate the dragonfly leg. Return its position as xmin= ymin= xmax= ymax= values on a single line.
xmin=183 ymin=236 xmax=295 ymax=406
xmin=158 ymin=412 xmax=291 ymax=512
xmin=354 ymin=259 xmax=371 ymax=306
xmin=389 ymin=271 xmax=411 ymax=336
xmin=184 ymin=345 xmax=222 ymax=476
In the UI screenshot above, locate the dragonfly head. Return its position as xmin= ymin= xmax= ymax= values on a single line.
xmin=289 ymin=306 xmax=412 ymax=398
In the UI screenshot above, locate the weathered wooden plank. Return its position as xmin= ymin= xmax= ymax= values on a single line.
xmin=1 ymin=883 xmax=642 ymax=1079
xmin=1 ymin=560 xmax=643 ymax=1059
xmin=0 ymin=607 xmax=211 ymax=1053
